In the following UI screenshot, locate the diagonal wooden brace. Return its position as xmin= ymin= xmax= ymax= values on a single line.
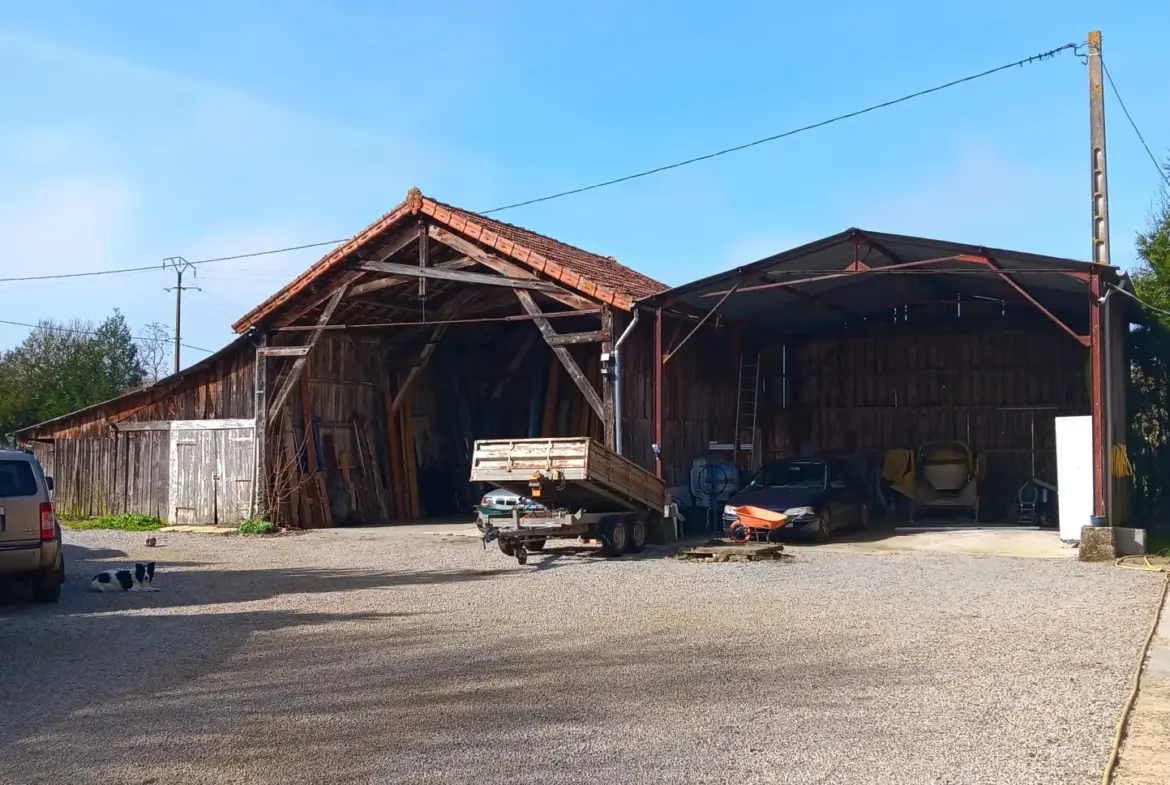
xmin=266 ymin=284 xmax=348 ymax=421
xmin=515 ymin=290 xmax=604 ymax=419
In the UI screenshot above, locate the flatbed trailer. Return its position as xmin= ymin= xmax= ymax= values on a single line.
xmin=470 ymin=437 xmax=669 ymax=564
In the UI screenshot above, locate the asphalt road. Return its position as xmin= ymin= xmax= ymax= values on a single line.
xmin=0 ymin=527 xmax=1162 ymax=785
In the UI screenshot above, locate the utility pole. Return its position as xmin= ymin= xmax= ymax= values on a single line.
xmin=1088 ymin=30 xmax=1110 ymax=266
xmin=1087 ymin=30 xmax=1110 ymax=521
xmin=163 ymin=257 xmax=200 ymax=373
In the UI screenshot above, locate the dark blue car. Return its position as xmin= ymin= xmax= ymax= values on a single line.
xmin=722 ymin=458 xmax=869 ymax=540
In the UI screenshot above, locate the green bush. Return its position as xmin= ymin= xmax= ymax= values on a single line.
xmin=239 ymin=519 xmax=277 ymax=535
xmin=65 ymin=513 xmax=164 ymax=532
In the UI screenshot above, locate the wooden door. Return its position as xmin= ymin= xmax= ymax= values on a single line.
xmin=169 ymin=423 xmax=255 ymax=525
xmin=215 ymin=428 xmax=254 ymax=525
xmin=169 ymin=429 xmax=217 ymax=525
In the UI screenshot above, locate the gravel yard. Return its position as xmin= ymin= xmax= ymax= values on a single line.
xmin=0 ymin=527 xmax=1163 ymax=785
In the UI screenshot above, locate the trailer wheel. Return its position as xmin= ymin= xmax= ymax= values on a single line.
xmin=527 ymin=539 xmax=546 ymax=552
xmin=627 ymin=517 xmax=647 ymax=553
xmin=600 ymin=517 xmax=630 ymax=556
xmin=498 ymin=540 xmax=515 ymax=557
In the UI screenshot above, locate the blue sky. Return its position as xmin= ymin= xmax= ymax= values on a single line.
xmin=2 ymin=1 xmax=1167 ymax=365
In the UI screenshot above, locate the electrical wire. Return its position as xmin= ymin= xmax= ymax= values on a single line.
xmin=0 ymin=41 xmax=1078 ymax=283
xmin=480 ymin=42 xmax=1079 ymax=214
xmin=0 ymin=317 xmax=213 ymax=354
xmin=0 ymin=239 xmax=346 ymax=283
xmin=1109 ymin=284 xmax=1170 ymax=319
xmin=1101 ymin=58 xmax=1170 ymax=190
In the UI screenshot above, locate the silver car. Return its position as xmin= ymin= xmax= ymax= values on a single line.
xmin=0 ymin=449 xmax=63 ymax=602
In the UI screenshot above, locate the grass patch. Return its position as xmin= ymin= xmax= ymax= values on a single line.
xmin=239 ymin=519 xmax=277 ymax=535
xmin=64 ymin=513 xmax=164 ymax=532
xmin=1148 ymin=530 xmax=1170 ymax=558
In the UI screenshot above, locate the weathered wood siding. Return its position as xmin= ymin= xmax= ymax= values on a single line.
xmin=20 ymin=340 xmax=256 ymax=521
xmin=777 ymin=312 xmax=1089 ymax=517
xmin=30 ymin=431 xmax=171 ymax=520
xmin=619 ymin=315 xmax=738 ymax=486
xmin=617 ymin=305 xmax=1092 ymax=521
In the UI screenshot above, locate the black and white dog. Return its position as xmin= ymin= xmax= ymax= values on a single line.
xmin=90 ymin=562 xmax=158 ymax=592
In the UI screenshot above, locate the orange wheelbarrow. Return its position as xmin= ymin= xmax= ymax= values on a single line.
xmin=728 ymin=506 xmax=789 ymax=543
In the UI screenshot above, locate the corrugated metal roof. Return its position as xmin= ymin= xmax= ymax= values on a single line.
xmin=233 ymin=189 xmax=666 ymax=332
xmin=640 ymin=228 xmax=1133 ymax=336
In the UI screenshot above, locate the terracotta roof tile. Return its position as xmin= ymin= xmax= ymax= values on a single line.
xmin=234 ymin=190 xmax=667 ymax=332
xmin=423 ymin=197 xmax=666 ymax=305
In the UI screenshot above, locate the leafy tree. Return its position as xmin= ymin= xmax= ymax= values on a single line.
xmin=0 ymin=310 xmax=146 ymax=443
xmin=1128 ymin=162 xmax=1170 ymax=521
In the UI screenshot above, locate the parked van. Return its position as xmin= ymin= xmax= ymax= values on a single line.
xmin=0 ymin=449 xmax=63 ymax=602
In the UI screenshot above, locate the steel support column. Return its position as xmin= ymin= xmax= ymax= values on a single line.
xmin=654 ymin=307 xmax=664 ymax=479
xmin=1089 ymin=270 xmax=1106 ymax=518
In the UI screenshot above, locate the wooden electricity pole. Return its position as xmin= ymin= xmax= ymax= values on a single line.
xmin=1087 ymin=30 xmax=1110 ymax=520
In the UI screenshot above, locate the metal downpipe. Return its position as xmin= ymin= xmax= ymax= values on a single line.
xmin=611 ymin=309 xmax=641 ymax=455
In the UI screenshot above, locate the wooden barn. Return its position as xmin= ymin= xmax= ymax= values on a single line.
xmin=13 ymin=188 xmax=690 ymax=529
xmin=13 ymin=195 xmax=1135 ymax=535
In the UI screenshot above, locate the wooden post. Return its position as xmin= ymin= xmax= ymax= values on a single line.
xmin=600 ymin=306 xmax=616 ymax=449
xmin=253 ymin=332 xmax=267 ymax=520
xmin=384 ymin=390 xmax=406 ymax=520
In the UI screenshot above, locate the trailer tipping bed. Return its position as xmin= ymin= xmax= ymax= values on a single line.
xmin=470 ymin=438 xmax=669 ymax=563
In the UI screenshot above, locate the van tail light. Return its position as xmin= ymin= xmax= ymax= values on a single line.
xmin=40 ymin=503 xmax=55 ymax=540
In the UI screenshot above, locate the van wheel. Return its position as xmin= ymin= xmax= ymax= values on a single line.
xmin=32 ymin=557 xmax=63 ymax=603
xmin=498 ymin=539 xmax=515 ymax=557
xmin=600 ymin=517 xmax=630 ymax=556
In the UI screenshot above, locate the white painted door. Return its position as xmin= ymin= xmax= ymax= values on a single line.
xmin=169 ymin=422 xmax=255 ymax=525
xmin=1055 ymin=415 xmax=1093 ymax=540
xmin=215 ymin=428 xmax=255 ymax=525
xmin=169 ymin=429 xmax=218 ymax=525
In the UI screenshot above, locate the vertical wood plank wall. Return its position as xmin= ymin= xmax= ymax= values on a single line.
xmin=22 ymin=344 xmax=257 ymax=521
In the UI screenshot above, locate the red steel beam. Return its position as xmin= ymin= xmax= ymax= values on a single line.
xmin=654 ymin=308 xmax=664 ymax=479
xmin=700 ymin=254 xmax=985 ymax=297
xmin=977 ymin=253 xmax=1090 ymax=346
xmin=662 ymin=284 xmax=738 ymax=364
xmin=1089 ymin=270 xmax=1105 ymax=517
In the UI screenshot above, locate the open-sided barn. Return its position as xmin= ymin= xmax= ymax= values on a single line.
xmin=13 ymin=192 xmax=1136 ymax=535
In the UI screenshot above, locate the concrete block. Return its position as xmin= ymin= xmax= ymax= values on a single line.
xmin=1114 ymin=527 xmax=1148 ymax=556
xmin=1078 ymin=526 xmax=1116 ymax=562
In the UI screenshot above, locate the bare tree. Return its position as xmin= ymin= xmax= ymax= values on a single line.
xmin=136 ymin=322 xmax=173 ymax=385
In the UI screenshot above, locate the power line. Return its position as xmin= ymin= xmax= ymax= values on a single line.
xmin=1110 ymin=285 xmax=1170 ymax=319
xmin=480 ymin=42 xmax=1080 ymax=214
xmin=0 ymin=318 xmax=213 ymax=354
xmin=0 ymin=239 xmax=346 ymax=283
xmin=0 ymin=41 xmax=1078 ymax=286
xmin=1101 ymin=58 xmax=1170 ymax=189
